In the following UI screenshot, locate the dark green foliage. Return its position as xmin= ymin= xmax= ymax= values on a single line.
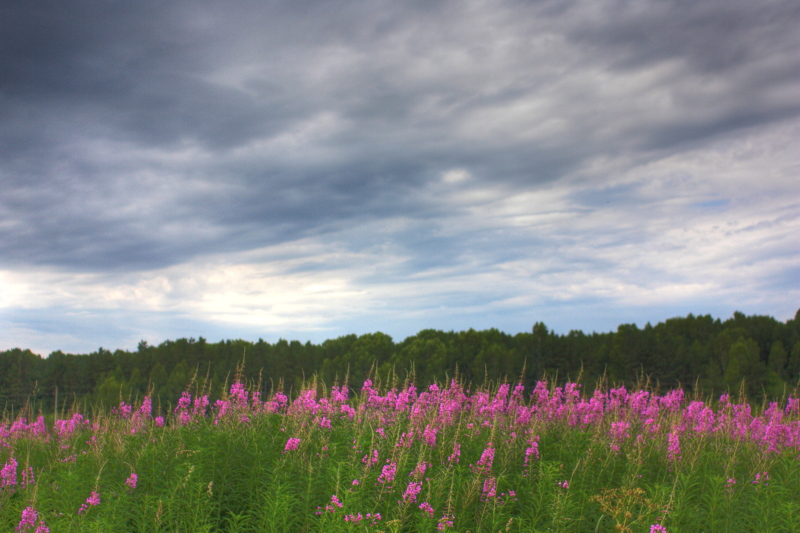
xmin=2 ymin=310 xmax=799 ymax=413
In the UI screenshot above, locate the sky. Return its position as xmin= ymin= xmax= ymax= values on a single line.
xmin=1 ymin=0 xmax=798 ymax=356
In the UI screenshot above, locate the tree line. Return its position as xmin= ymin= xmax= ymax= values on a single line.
xmin=2 ymin=310 xmax=799 ymax=414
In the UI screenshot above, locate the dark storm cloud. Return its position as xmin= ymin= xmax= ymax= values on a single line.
xmin=566 ymin=0 xmax=800 ymax=73
xmin=1 ymin=0 xmax=798 ymax=273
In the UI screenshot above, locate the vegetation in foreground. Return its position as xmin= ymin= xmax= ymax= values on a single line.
xmin=1 ymin=372 xmax=799 ymax=532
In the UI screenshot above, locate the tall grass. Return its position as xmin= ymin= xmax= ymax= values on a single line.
xmin=1 ymin=374 xmax=798 ymax=532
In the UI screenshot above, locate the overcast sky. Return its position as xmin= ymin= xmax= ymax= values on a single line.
xmin=1 ymin=0 xmax=798 ymax=355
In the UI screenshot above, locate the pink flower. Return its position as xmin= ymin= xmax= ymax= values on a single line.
xmin=786 ymin=397 xmax=799 ymax=415
xmin=378 ymin=462 xmax=397 ymax=485
xmin=175 ymin=391 xmax=191 ymax=413
xmin=344 ymin=511 xmax=381 ymax=525
xmin=423 ymin=424 xmax=438 ymax=447
xmin=16 ymin=506 xmax=50 ymax=533
xmin=21 ymin=467 xmax=35 ymax=489
xmin=78 ymin=491 xmax=100 ymax=514
xmin=140 ymin=396 xmax=153 ymax=417
xmin=524 ymin=439 xmax=540 ymax=467
xmin=117 ymin=401 xmax=132 ymax=419
xmin=397 ymin=431 xmax=414 ymax=448
xmin=481 ymin=477 xmax=497 ymax=500
xmin=16 ymin=507 xmax=37 ymax=532
xmin=667 ymin=431 xmax=681 ymax=463
xmin=410 ymin=461 xmax=430 ymax=480
xmin=401 ymin=481 xmax=422 ymax=503
xmin=362 ymin=449 xmax=378 ymax=466
xmin=650 ymin=525 xmax=667 ymax=533
xmin=609 ymin=421 xmax=630 ymax=451
xmin=471 ymin=444 xmax=495 ymax=474
xmin=125 ymin=472 xmax=138 ymax=490
xmin=1 ymin=457 xmax=18 ymax=491
xmin=437 ymin=513 xmax=455 ymax=531
xmin=447 ymin=442 xmax=461 ymax=464
xmin=419 ymin=501 xmax=434 ymax=517
xmin=283 ymin=437 xmax=301 ymax=452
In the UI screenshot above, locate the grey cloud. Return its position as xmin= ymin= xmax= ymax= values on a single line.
xmin=565 ymin=0 xmax=800 ymax=73
xmin=1 ymin=0 xmax=798 ymax=274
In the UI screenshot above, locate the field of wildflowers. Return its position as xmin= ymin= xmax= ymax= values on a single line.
xmin=1 ymin=374 xmax=799 ymax=532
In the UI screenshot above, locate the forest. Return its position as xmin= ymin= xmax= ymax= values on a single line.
xmin=2 ymin=309 xmax=799 ymax=413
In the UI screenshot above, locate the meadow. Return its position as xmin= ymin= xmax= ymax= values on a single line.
xmin=1 ymin=374 xmax=799 ymax=532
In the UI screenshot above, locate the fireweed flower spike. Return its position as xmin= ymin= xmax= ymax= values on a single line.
xmin=667 ymin=431 xmax=681 ymax=463
xmin=378 ymin=462 xmax=397 ymax=484
xmin=2 ymin=377 xmax=799 ymax=529
xmin=481 ymin=477 xmax=498 ymax=500
xmin=78 ymin=491 xmax=100 ymax=514
xmin=362 ymin=449 xmax=378 ymax=466
xmin=446 ymin=442 xmax=461 ymax=465
xmin=16 ymin=506 xmax=50 ymax=533
xmin=471 ymin=444 xmax=495 ymax=474
xmin=400 ymin=481 xmax=422 ymax=503
xmin=419 ymin=501 xmax=434 ymax=517
xmin=314 ymin=495 xmax=344 ymax=515
xmin=16 ymin=507 xmax=37 ymax=532
xmin=437 ymin=513 xmax=455 ymax=531
xmin=344 ymin=512 xmax=381 ymax=525
xmin=523 ymin=436 xmax=540 ymax=468
xmin=1 ymin=457 xmax=18 ymax=491
xmin=21 ymin=466 xmax=35 ymax=489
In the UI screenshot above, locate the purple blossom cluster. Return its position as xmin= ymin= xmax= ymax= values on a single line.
xmin=470 ymin=444 xmax=495 ymax=475
xmin=1 ymin=376 xmax=798 ymax=532
xmin=283 ymin=437 xmax=301 ymax=452
xmin=315 ymin=494 xmax=344 ymax=514
xmin=16 ymin=506 xmax=49 ymax=533
xmin=2 ymin=379 xmax=798 ymax=469
xmin=400 ymin=480 xmax=422 ymax=503
xmin=78 ymin=491 xmax=101 ymax=515
xmin=343 ymin=511 xmax=381 ymax=525
xmin=378 ymin=461 xmax=397 ymax=485
xmin=1 ymin=456 xmax=18 ymax=492
xmin=437 ymin=512 xmax=455 ymax=531
xmin=1 ymin=417 xmax=47 ymax=443
xmin=523 ymin=435 xmax=540 ymax=468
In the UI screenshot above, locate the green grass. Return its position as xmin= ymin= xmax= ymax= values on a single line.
xmin=1 ymin=380 xmax=798 ymax=532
